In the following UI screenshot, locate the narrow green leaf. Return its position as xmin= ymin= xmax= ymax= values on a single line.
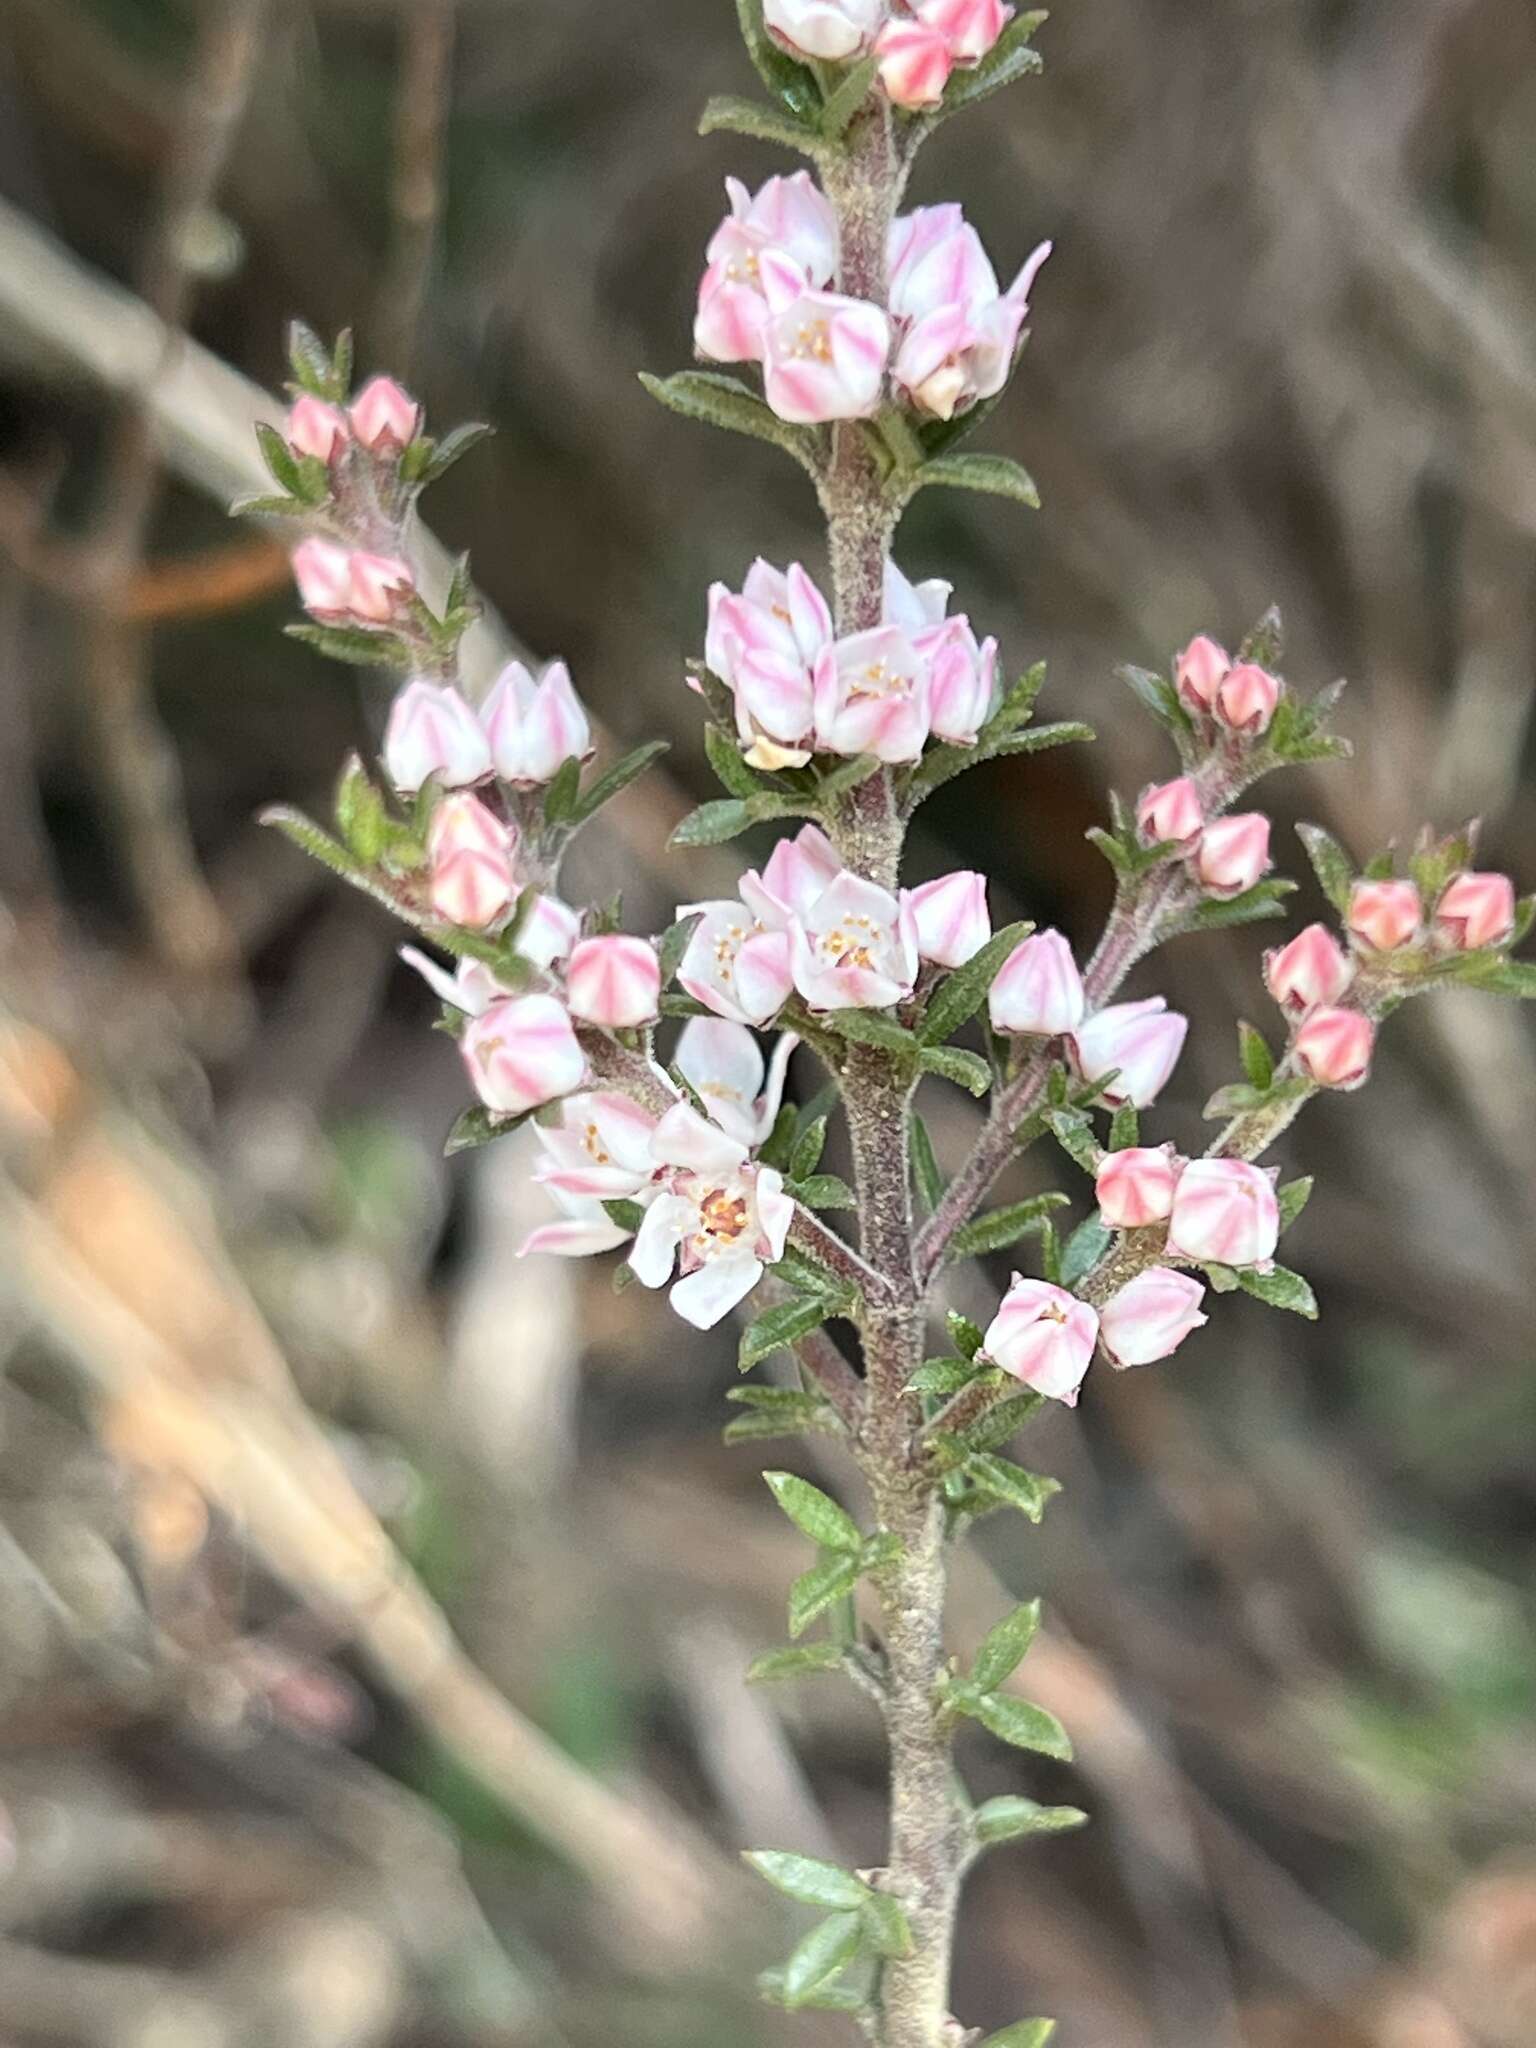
xmin=948 ymin=1309 xmax=985 ymax=1360
xmin=704 ymin=722 xmax=769 ymax=799
xmin=964 ymin=1451 xmax=1058 ymax=1518
xmin=908 ymin=1357 xmax=988 ymax=1395
xmin=254 ymin=420 xmax=304 ymax=495
xmin=979 ymin=2022 xmax=1057 ymax=2048
xmin=933 ymin=13 xmax=1047 ymax=115
xmin=1277 ymin=1176 xmax=1314 ymax=1230
xmin=1041 ymin=1107 xmax=1099 ymax=1174
xmin=972 ymin=1600 xmax=1041 ymax=1692
xmin=787 ymin=1173 xmax=857 ymax=1210
xmin=639 ymin=370 xmax=824 ymax=475
xmin=859 ymin=1889 xmax=913 ymax=1960
xmin=1203 ymin=1261 xmax=1240 ymax=1293
xmin=819 ymin=53 xmax=878 ymax=136
xmin=658 ymin=912 xmax=701 ymax=984
xmin=698 ymin=92 xmax=823 ymax=154
xmin=444 ymin=1105 xmax=529 ymax=1155
xmin=1118 ymin=662 xmax=1191 ymax=733
xmin=669 ymin=798 xmax=754 ymax=847
xmin=1295 ymin=822 xmax=1355 ymax=914
xmin=757 ymin=1966 xmax=866 ymax=2014
xmin=822 ymin=1007 xmax=920 ymax=1053
xmin=286 ymin=317 xmax=336 ymax=397
xmin=765 ymin=1472 xmax=862 ymax=1552
xmin=788 ymin=1116 xmax=828 ymax=1182
xmin=419 ymin=420 xmax=492 ymax=483
xmin=1059 ymin=1215 xmax=1112 ymax=1290
xmin=1238 ymin=1020 xmax=1275 ymax=1091
xmin=733 ymin=0 xmax=821 ymax=112
xmin=974 ymin=1797 xmax=1088 ymax=1846
xmin=747 ymin=1642 xmax=846 ymax=1683
xmin=333 ymin=752 xmax=390 ymax=862
xmin=788 ymin=1551 xmax=864 ymax=1636
xmin=918 ymin=1044 xmax=992 ymax=1095
xmin=743 ymin=1850 xmax=868 ymax=1911
xmin=817 ymin=750 xmax=880 ymax=796
xmin=987 ymin=721 xmax=1094 ymax=758
xmin=740 ymin=1295 xmax=841 ymax=1372
xmin=912 ymin=450 xmax=1040 ymax=506
xmin=919 ymin=921 xmax=1033 ymax=1046
xmin=541 ymin=754 xmax=582 ymax=826
xmin=782 ymin=1913 xmax=864 ymax=2008
xmin=969 ymin=1692 xmax=1073 ymax=1760
xmin=911 ymin=1112 xmax=945 ymax=1213
xmin=601 ymin=1197 xmax=647 ymax=1233
xmin=949 ymin=1192 xmax=1069 ymax=1261
xmin=1108 ymin=1104 xmax=1139 ymax=1151
xmin=284 ymin=621 xmax=403 ymax=668
xmin=1189 ymin=879 xmax=1297 ymax=931
xmin=1236 ymin=1264 xmax=1318 ymax=1318
xmin=569 ymin=738 xmax=670 ymax=827
xmin=1455 ymin=955 xmax=1536 ymax=998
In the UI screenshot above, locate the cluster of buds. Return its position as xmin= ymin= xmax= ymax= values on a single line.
xmin=764 ymin=0 xmax=1014 ymax=109
xmin=980 ymin=1261 xmax=1210 ymax=1402
xmin=986 ymin=930 xmax=1189 ymax=1108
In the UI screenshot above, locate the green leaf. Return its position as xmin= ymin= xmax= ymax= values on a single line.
xmin=747 ymin=1642 xmax=846 ymax=1683
xmin=820 ymin=1007 xmax=919 ymax=1054
xmin=1277 ymin=1176 xmax=1314 ymax=1231
xmin=816 ymin=751 xmax=880 ymax=797
xmin=1203 ymin=1077 xmax=1313 ymax=1120
xmin=788 ymin=1551 xmax=864 ymax=1637
xmin=1238 ymin=1019 xmax=1275 ymax=1091
xmin=765 ymin=1472 xmax=862 ymax=1552
xmin=769 ymin=1244 xmax=854 ymax=1298
xmin=911 ymin=450 xmax=1039 ymax=507
xmin=740 ymin=1295 xmax=842 ymax=1372
xmin=972 ymin=1600 xmax=1042 ymax=1692
xmin=949 ymin=1193 xmax=1069 ymax=1261
xmin=703 ymin=721 xmax=769 ymax=799
xmin=418 ymin=420 xmax=493 ymax=484
xmin=1041 ymin=1107 xmax=1098 ymax=1174
xmin=988 ymin=721 xmax=1094 ymax=758
xmin=1455 ymin=955 xmax=1536 ymax=998
xmin=1236 ymin=1264 xmax=1318 ymax=1318
xmin=569 ymin=739 xmax=670 ymax=827
xmin=260 ymin=804 xmax=366 ymax=884
xmin=254 ymin=420 xmax=305 ymax=496
xmin=284 ymin=622 xmax=403 ymax=668
xmin=948 ymin=1309 xmax=985 ymax=1360
xmin=229 ymin=491 xmax=309 ymax=520
xmin=658 ymin=992 xmax=710 ymax=1019
xmin=1189 ymin=879 xmax=1297 ymax=930
xmin=733 ymin=0 xmax=821 ymax=112
xmin=698 ymin=92 xmax=823 ymax=155
xmin=669 ymin=798 xmax=754 ymax=847
xmin=788 ymin=1174 xmax=857 ymax=1210
xmin=987 ymin=661 xmax=1048 ymax=737
xmin=963 ymin=1452 xmax=1058 ymax=1520
xmin=918 ymin=1044 xmax=992 ymax=1095
xmin=286 ymin=317 xmax=337 ymax=398
xmin=333 ymin=752 xmax=390 ymax=862
xmin=1059 ymin=1215 xmax=1112 ymax=1290
xmin=819 ymin=53 xmax=878 ymax=136
xmin=979 ymin=2023 xmax=1057 ymax=2048
xmin=919 ymin=921 xmax=1033 ymax=1046
xmin=907 ymin=1357 xmax=991 ymax=1395
xmin=744 ymin=1850 xmax=868 ymax=1911
xmin=639 ymin=370 xmax=824 ymax=475
xmin=782 ymin=1913 xmax=864 ymax=2008
xmin=1203 ymin=1261 xmax=1240 ymax=1293
xmin=757 ymin=1966 xmax=866 ymax=2015
xmin=1118 ymin=662 xmax=1192 ymax=735
xmin=974 ymin=1798 xmax=1088 ymax=1847
xmin=967 ymin=1692 xmax=1073 ymax=1760
xmin=444 ymin=1105 xmax=529 ymax=1155
xmin=788 ymin=1117 xmax=828 ymax=1182
xmin=1296 ymin=822 xmax=1355 ymax=914
xmin=1108 ymin=1104 xmax=1139 ymax=1151
xmin=724 ymin=1387 xmax=841 ymax=1442
xmin=859 ymin=1889 xmax=913 ymax=1959
xmin=601 ymin=1198 xmax=647 ymax=1234
xmin=540 ymin=755 xmax=582 ymax=826
xmin=658 ymin=912 xmax=701 ymax=985
xmin=911 ymin=1112 xmax=945 ymax=1213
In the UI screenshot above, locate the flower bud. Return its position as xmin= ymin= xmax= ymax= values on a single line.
xmin=382 ymin=679 xmax=492 ymax=792
xmin=1099 ymin=1269 xmax=1207 ymax=1368
xmin=875 ymin=21 xmax=954 ymax=107
xmin=290 ymin=537 xmax=355 ymax=615
xmin=915 ymin=0 xmax=1014 ymax=63
xmin=481 ymin=659 xmax=593 ymax=785
xmin=1434 ymin=870 xmax=1516 ymax=952
xmin=344 ymin=550 xmax=414 ymax=622
xmin=1347 ymin=879 xmax=1422 ymax=952
xmin=1217 ymin=662 xmax=1280 ymax=735
xmin=427 ymin=793 xmax=516 ymax=929
xmin=1195 ymin=813 xmax=1271 ymax=898
xmin=980 ymin=1277 xmax=1100 ymax=1405
xmin=1263 ymin=923 xmax=1352 ymax=1017
xmin=348 ymin=375 xmax=421 ymax=451
xmin=1175 ymin=634 xmax=1230 ymax=713
xmin=565 ymin=935 xmax=662 ymax=1030
xmin=1070 ymin=996 xmax=1187 ymax=1108
xmin=1293 ymin=1006 xmax=1374 ymax=1089
xmin=988 ymin=929 xmax=1085 ymax=1036
xmin=1095 ymin=1145 xmax=1180 ymax=1229
xmin=905 ymin=871 xmax=991 ymax=968
xmin=1167 ymin=1158 xmax=1278 ymax=1268
xmin=763 ymin=0 xmax=883 ymax=60
xmin=1136 ymin=777 xmax=1203 ymax=850
xmin=461 ymin=993 xmax=585 ymax=1116
xmin=924 ymin=617 xmax=996 ymax=746
xmin=287 ymin=396 xmax=346 ymax=464
xmin=515 ymin=894 xmax=580 ymax=970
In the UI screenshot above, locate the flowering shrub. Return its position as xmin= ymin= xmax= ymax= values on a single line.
xmin=249 ymin=9 xmax=1536 ymax=2045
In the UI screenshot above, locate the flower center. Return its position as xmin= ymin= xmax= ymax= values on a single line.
xmin=789 ymin=319 xmax=833 ymax=363
xmin=582 ymin=1121 xmax=610 ymax=1165
xmin=698 ymin=1187 xmax=750 ymax=1245
xmin=821 ymin=914 xmax=881 ymax=971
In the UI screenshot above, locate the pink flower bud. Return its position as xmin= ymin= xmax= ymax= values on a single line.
xmin=427 ymin=793 xmax=516 ymax=929
xmin=922 ymin=616 xmax=996 ymax=746
xmin=1195 ymin=813 xmax=1272 ymax=898
xmin=1216 ymin=662 xmax=1281 ymax=735
xmin=461 ymin=993 xmax=585 ymax=1116
xmin=980 ymin=1277 xmax=1100 ymax=1406
xmin=290 ymin=537 xmax=355 ymax=615
xmin=1099 ymin=1268 xmax=1207 ymax=1368
xmin=1136 ymin=777 xmax=1203 ymax=849
xmin=515 ymin=893 xmax=580 ymax=970
xmin=1347 ymin=879 xmax=1422 ymax=952
xmin=1095 ymin=1145 xmax=1181 ymax=1229
xmin=915 ymin=0 xmax=1014 ymax=63
xmin=344 ymin=551 xmax=414 ymax=622
xmin=875 ymin=21 xmax=954 ymax=107
xmin=761 ymin=268 xmax=892 ymax=425
xmin=481 ymin=659 xmax=593 ymax=785
xmin=1070 ymin=996 xmax=1187 ymax=1108
xmin=565 ymin=935 xmax=662 ymax=1030
xmin=382 ymin=679 xmax=492 ymax=792
xmin=988 ymin=929 xmax=1084 ymax=1036
xmin=348 ymin=375 xmax=421 ymax=451
xmin=1263 ymin=923 xmax=1353 ymax=1017
xmin=905 ymin=870 xmax=991 ymax=968
xmin=1293 ymin=1006 xmax=1374 ymax=1090
xmin=1175 ymin=634 xmax=1230 ymax=713
xmin=286 ymin=396 xmax=346 ymax=464
xmin=764 ymin=0 xmax=884 ymax=60
xmin=1434 ymin=870 xmax=1516 ymax=951
xmin=1167 ymin=1158 xmax=1279 ymax=1268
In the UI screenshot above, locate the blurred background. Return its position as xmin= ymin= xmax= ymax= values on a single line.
xmin=0 ymin=1 xmax=1534 ymax=2044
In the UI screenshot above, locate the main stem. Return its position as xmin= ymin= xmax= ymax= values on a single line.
xmin=820 ymin=106 xmax=967 ymax=2048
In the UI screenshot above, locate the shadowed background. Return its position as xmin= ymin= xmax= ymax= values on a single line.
xmin=0 ymin=2 xmax=1533 ymax=2045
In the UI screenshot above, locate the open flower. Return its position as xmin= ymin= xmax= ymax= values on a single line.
xmin=981 ymin=1277 xmax=1100 ymax=1405
xmin=673 ymin=1018 xmax=796 ymax=1149
xmin=1099 ymin=1269 xmax=1207 ymax=1367
xmin=678 ymin=898 xmax=795 ymax=1027
xmin=788 ymin=870 xmax=920 ymax=1011
xmin=739 ymin=822 xmax=843 ymax=929
xmin=1435 ymin=871 xmax=1516 ymax=952
xmin=1167 ymin=1159 xmax=1279 ymax=1268
xmin=882 ymin=559 xmax=996 ymax=743
xmin=628 ymin=1105 xmax=794 ymax=1328
xmin=813 ymin=622 xmax=931 ymax=761
xmin=532 ymin=1091 xmax=664 ymax=1203
xmin=695 ymin=174 xmax=839 ymax=365
xmin=888 ymin=204 xmax=1051 ymax=420
xmin=761 ymin=264 xmax=892 ymax=424
xmin=461 ymin=994 xmax=585 ymax=1116
xmin=1070 ymin=996 xmax=1187 ymax=1107
xmin=382 ymin=679 xmax=493 ymax=792
xmin=1264 ymin=924 xmax=1352 ymax=1017
xmin=905 ymin=870 xmax=990 ymax=967
xmin=764 ymin=0 xmax=884 ymax=60
xmin=988 ymin=929 xmax=1083 ymax=1035
xmin=705 ymin=559 xmax=831 ymax=769
xmin=481 ymin=659 xmax=592 ymax=785
xmin=565 ymin=935 xmax=662 ymax=1029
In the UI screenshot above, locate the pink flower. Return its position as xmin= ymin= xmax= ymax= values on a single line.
xmin=760 ymin=267 xmax=891 ymax=424
xmin=694 ymin=173 xmax=839 ymax=365
xmin=1347 ymin=879 xmax=1422 ymax=953
xmin=980 ymin=1277 xmax=1100 ymax=1405
xmin=915 ymin=0 xmax=1013 ymax=63
xmin=988 ymin=929 xmax=1084 ymax=1036
xmin=1195 ymin=813 xmax=1272 ymax=898
xmin=1435 ymin=871 xmax=1516 ymax=952
xmin=763 ymin=0 xmax=884 ymax=60
xmin=1136 ymin=777 xmax=1204 ymax=850
xmin=813 ymin=623 xmax=931 ymax=762
xmin=788 ymin=870 xmax=920 ymax=1011
xmin=905 ymin=870 xmax=991 ymax=967
xmin=1175 ymin=634 xmax=1230 ymax=714
xmin=1071 ymin=996 xmax=1187 ymax=1108
xmin=461 ymin=993 xmax=585 ymax=1116
xmin=481 ymin=659 xmax=592 ymax=785
xmin=1099 ymin=1269 xmax=1207 ymax=1368
xmin=292 ymin=538 xmax=413 ymax=623
xmin=875 ymin=20 xmax=954 ymax=107
xmin=382 ymin=679 xmax=493 ymax=792
xmin=518 ymin=1190 xmax=636 ymax=1261
xmin=427 ymin=793 xmax=516 ymax=929
xmin=628 ymin=1104 xmax=794 ymax=1328
xmin=1264 ymin=923 xmax=1353 ymax=1017
xmin=286 ymin=396 xmax=346 ymax=463
xmin=400 ymin=948 xmax=516 ymax=1017
xmin=1167 ymin=1158 xmax=1279 ymax=1268
xmin=888 ymin=205 xmax=1050 ymax=420
xmin=1217 ymin=662 xmax=1281 ymax=736
xmin=705 ymin=560 xmax=830 ymax=769
xmin=739 ymin=822 xmax=842 ymax=929
xmin=532 ymin=1091 xmax=662 ymax=1202
xmin=1095 ymin=1145 xmax=1180 ymax=1229
xmin=565 ymin=935 xmax=661 ymax=1030
xmin=678 ymin=900 xmax=795 ymax=1027
xmin=348 ymin=375 xmax=420 ymax=451
xmin=672 ymin=1017 xmax=796 ymax=1150
xmin=1293 ymin=1006 xmax=1374 ymax=1090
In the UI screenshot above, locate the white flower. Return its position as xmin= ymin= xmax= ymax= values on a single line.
xmin=627 ymin=1105 xmax=794 ymax=1329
